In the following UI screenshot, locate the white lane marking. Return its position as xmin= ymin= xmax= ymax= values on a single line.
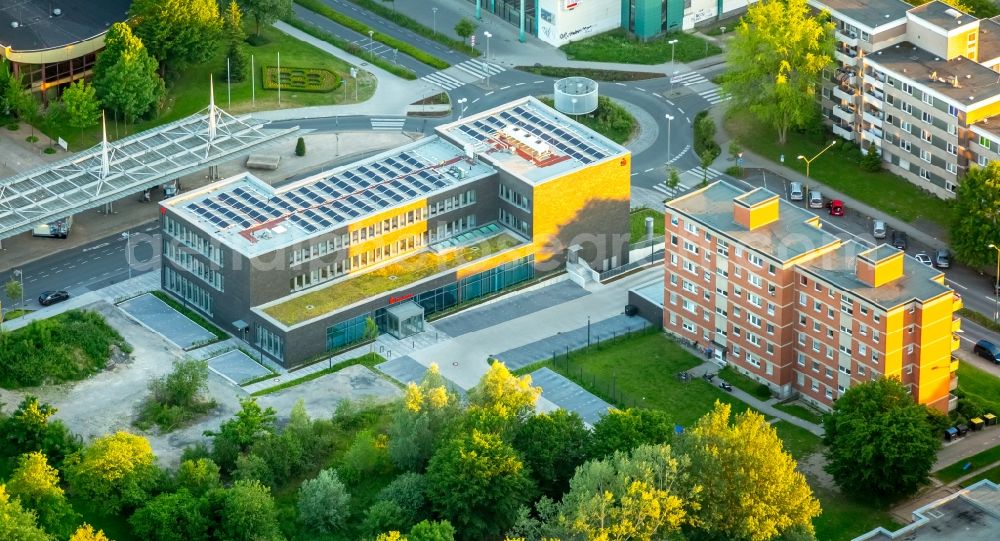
xmin=946 ymin=279 xmax=968 ymax=290
xmin=615 ymin=82 xmax=626 ymax=86
xmin=82 ymin=242 xmax=110 ymax=252
xmin=666 ymin=100 xmax=674 ymax=105
xmin=515 ymin=82 xmax=525 ymax=86
xmin=472 ymin=98 xmax=480 ymax=104
xmin=500 ymin=85 xmax=511 ymax=90
xmin=644 ymin=168 xmax=654 ymax=173
xmin=534 ymin=80 xmax=545 ymax=84
xmin=485 ymin=91 xmax=494 ymax=96
xmin=677 ymin=107 xmax=685 ymax=114
xmin=637 ymin=87 xmax=647 ymax=92
xmin=686 ymin=117 xmax=691 ymax=124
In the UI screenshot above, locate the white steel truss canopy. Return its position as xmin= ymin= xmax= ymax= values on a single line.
xmin=0 ymin=107 xmax=298 ymax=240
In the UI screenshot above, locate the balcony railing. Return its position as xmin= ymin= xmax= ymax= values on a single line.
xmin=836 ymin=30 xmax=859 ymax=47
xmin=863 ymin=109 xmax=883 ymax=127
xmin=865 ymin=132 xmax=882 ymax=147
xmin=833 ymin=105 xmax=855 ymax=122
xmin=833 ymin=123 xmax=856 ymax=141
xmin=833 ymin=85 xmax=855 ymax=102
xmin=951 ymin=356 xmax=960 ymax=373
xmin=954 ymin=293 xmax=964 ymax=310
xmin=865 ymin=87 xmax=885 ymax=102
xmin=952 ymin=334 xmax=961 ymax=352
xmin=834 ymin=48 xmax=859 ymax=66
xmin=952 ymin=317 xmax=962 ymax=334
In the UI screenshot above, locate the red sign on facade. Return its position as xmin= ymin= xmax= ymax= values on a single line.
xmin=390 ymin=293 xmax=414 ymax=304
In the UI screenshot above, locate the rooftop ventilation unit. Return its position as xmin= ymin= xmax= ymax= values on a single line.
xmin=10 ymin=21 xmax=18 ymax=29
xmin=52 ymin=8 xmax=62 ymax=17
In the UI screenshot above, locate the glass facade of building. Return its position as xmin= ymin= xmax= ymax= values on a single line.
xmin=325 ymin=255 xmax=534 ymax=350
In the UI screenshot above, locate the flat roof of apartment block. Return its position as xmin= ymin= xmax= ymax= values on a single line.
xmin=978 ymin=19 xmax=1000 ymax=63
xmin=162 ymin=136 xmax=496 ymax=257
xmin=800 ymin=241 xmax=951 ymax=309
xmin=858 ymin=481 xmax=1000 ymax=541
xmin=437 ymin=96 xmax=627 ymax=185
xmin=867 ymin=42 xmax=1000 ymax=106
xmin=667 ymin=181 xmax=840 ymax=264
xmin=908 ymin=1 xmax=976 ymax=31
xmin=809 ymin=0 xmax=909 ymax=29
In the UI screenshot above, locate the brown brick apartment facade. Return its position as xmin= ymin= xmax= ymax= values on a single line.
xmin=663 ymin=181 xmax=960 ymax=412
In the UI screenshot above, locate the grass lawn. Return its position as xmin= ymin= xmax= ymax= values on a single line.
xmin=561 ymin=29 xmax=722 ymax=64
xmin=961 ymin=463 xmax=1000 ymax=487
xmin=719 ymin=365 xmax=772 ymax=400
xmin=774 ymin=402 xmax=825 ymax=425
xmin=264 ymin=233 xmax=522 ymax=325
xmin=813 ymin=487 xmax=901 ymax=541
xmin=538 ymin=96 xmax=636 ymax=144
xmin=772 ymin=420 xmax=823 ymax=460
xmin=44 ymin=23 xmax=376 ymax=151
xmin=516 ymin=65 xmax=664 ymax=82
xmin=956 ymin=362 xmax=1000 ymax=415
xmin=725 ymin=110 xmax=952 ymax=227
xmin=1 ymin=308 xmax=32 ymax=321
xmin=629 ymin=208 xmax=665 ymax=241
xmin=936 ymin=444 xmax=1000 ymax=483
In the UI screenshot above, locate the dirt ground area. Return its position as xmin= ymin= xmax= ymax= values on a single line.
xmin=0 ymin=301 xmax=402 ymax=469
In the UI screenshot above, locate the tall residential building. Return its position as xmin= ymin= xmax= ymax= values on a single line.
xmin=159 ymin=97 xmax=631 ymax=367
xmin=663 ymin=181 xmax=960 ymax=412
xmin=816 ymin=0 xmax=1000 ymax=197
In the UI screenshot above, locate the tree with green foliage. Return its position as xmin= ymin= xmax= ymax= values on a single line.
xmin=175 ymin=458 xmax=221 ymax=497
xmin=205 ymin=397 xmax=277 ymax=473
xmin=68 ymin=524 xmax=110 ymax=541
xmin=588 ymin=407 xmax=673 ymax=460
xmin=6 ymin=452 xmax=78 ymax=537
xmin=61 ymin=80 xmax=101 ymax=132
xmin=238 ymin=0 xmax=292 ymax=37
xmin=5 ymin=278 xmax=23 ymax=311
xmin=388 ymin=364 xmax=460 ymax=471
xmin=408 ymin=519 xmax=456 ymax=541
xmin=377 ymin=472 xmax=428 ymax=529
xmin=0 ymin=485 xmax=53 ymax=541
xmin=823 ymin=377 xmax=941 ymax=501
xmin=860 ymin=143 xmax=882 ymax=172
xmin=513 ymin=409 xmax=591 ymax=499
xmin=92 ymin=23 xmax=164 ymax=123
xmin=723 ymin=0 xmax=834 ymax=144
xmin=219 ymin=480 xmax=283 ymax=541
xmin=364 ymin=500 xmax=410 ymax=537
xmin=64 ymin=431 xmax=162 ymax=513
xmin=466 ymin=361 xmax=541 ymax=424
xmin=137 ymin=358 xmax=216 ymax=431
xmin=340 ymin=428 xmax=391 ymax=483
xmin=223 ymin=1 xmax=250 ymax=82
xmin=951 ymin=161 xmax=1000 ymax=267
xmin=426 ymin=429 xmax=534 ymax=540
xmin=129 ymin=0 xmax=223 ymax=72
xmin=129 ymin=489 xmax=211 ymax=541
xmin=454 ymin=18 xmax=476 ymax=43
xmin=298 ymin=468 xmax=351 ymax=534
xmin=295 ymin=136 xmax=306 ymax=157
xmin=666 ymin=167 xmax=681 ymax=192
xmin=1 ymin=396 xmax=81 ymax=469
xmin=679 ymin=402 xmax=819 ymax=541
xmin=557 ymin=444 xmax=698 ymax=541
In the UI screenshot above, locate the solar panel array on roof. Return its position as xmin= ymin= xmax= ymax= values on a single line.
xmin=453 ymin=105 xmax=610 ymax=165
xmin=183 ymin=147 xmax=460 ymax=234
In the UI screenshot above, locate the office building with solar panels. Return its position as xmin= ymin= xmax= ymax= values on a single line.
xmin=160 ymin=97 xmax=631 ymax=366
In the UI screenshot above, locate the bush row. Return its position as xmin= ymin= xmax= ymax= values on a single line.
xmin=341 ymin=0 xmax=480 ymax=57
xmin=516 ymin=65 xmax=664 ymax=82
xmin=294 ymin=0 xmax=450 ymax=70
xmin=283 ymin=16 xmax=418 ymax=81
xmin=693 ymin=110 xmax=721 ymax=163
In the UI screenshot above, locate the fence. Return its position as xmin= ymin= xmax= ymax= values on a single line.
xmin=629 ymin=235 xmax=665 ymax=251
xmin=599 ymin=249 xmax=664 ymax=282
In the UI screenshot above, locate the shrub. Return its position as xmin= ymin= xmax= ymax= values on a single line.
xmin=295 ymin=136 xmax=306 ymax=157
xmin=6 ymin=122 xmax=18 ymax=130
xmin=755 ymin=383 xmax=772 ymax=399
xmin=860 ymin=143 xmax=882 ymax=172
xmin=724 ymin=165 xmax=742 ymax=177
xmin=261 ymin=66 xmax=340 ymax=92
xmin=377 ymin=472 xmax=427 ymax=527
xmin=298 ymin=469 xmax=351 ymax=533
xmin=693 ymin=111 xmax=721 ymax=161
xmin=363 ymin=500 xmax=410 ymax=536
xmin=340 ymin=429 xmax=391 ymax=483
xmin=0 ymin=396 xmax=82 ymax=469
xmin=135 ymin=359 xmax=216 ymax=431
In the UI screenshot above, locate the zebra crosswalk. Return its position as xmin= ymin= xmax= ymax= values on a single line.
xmin=670 ymin=71 xmax=731 ymax=105
xmin=370 ymin=117 xmax=406 ymax=131
xmin=670 ymin=71 xmax=709 ymax=86
xmin=421 ymin=60 xmax=507 ymax=91
xmin=698 ymin=87 xmax=731 ymax=105
xmin=649 ymin=166 xmax=724 ymax=199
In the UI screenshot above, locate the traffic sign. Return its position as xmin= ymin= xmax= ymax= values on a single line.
xmin=470 ymin=34 xmax=476 ymax=47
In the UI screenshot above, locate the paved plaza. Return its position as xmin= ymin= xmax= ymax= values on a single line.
xmin=118 ymin=293 xmax=215 ymax=350
xmin=207 ymin=350 xmax=273 ymax=385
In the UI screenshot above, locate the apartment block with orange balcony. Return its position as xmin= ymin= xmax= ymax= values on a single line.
xmin=160 ymin=97 xmax=631 ymax=367
xmin=662 ymin=180 xmax=959 ymax=412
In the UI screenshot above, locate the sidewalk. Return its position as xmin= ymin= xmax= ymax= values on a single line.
xmin=706 ymin=106 xmax=949 ymax=252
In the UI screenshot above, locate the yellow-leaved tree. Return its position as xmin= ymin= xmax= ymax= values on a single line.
xmin=64 ymin=431 xmax=161 ymax=514
xmin=69 ymin=523 xmax=111 ymax=541
xmin=388 ymin=363 xmax=462 ymax=472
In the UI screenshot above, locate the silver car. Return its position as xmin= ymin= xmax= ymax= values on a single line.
xmin=789 ymin=182 xmax=804 ymax=201
xmin=873 ymin=220 xmax=886 ymax=239
xmin=809 ymin=191 xmax=823 ymax=209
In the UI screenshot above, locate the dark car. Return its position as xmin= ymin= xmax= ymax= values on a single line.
xmin=973 ymin=339 xmax=1000 ymax=364
xmin=891 ymin=231 xmax=908 ymax=250
xmin=934 ymin=249 xmax=951 ymax=269
xmin=38 ymin=290 xmax=70 ymax=306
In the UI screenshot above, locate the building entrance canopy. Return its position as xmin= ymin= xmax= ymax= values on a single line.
xmin=0 ymin=104 xmax=297 ymax=240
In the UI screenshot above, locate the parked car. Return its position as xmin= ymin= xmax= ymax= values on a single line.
xmin=973 ymin=339 xmax=1000 ymax=364
xmin=808 ymin=190 xmax=823 ymax=209
xmin=827 ymin=199 xmax=845 ymax=216
xmin=873 ymin=220 xmax=886 ymax=239
xmin=789 ymin=182 xmax=804 ymax=201
xmin=891 ymin=231 xmax=908 ymax=250
xmin=915 ymin=252 xmax=932 ymax=265
xmin=38 ymin=290 xmax=70 ymax=306
xmin=934 ymin=249 xmax=951 ymax=269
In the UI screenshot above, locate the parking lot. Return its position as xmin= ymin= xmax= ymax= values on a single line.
xmin=119 ymin=293 xmax=216 ymax=350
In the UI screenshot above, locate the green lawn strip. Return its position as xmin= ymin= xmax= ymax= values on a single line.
xmin=284 ymin=16 xmax=417 ymax=80
xmin=150 ymin=291 xmax=227 ymax=342
xmin=515 ymin=65 xmax=664 ymax=82
xmin=560 ymin=29 xmax=721 ymax=64
xmin=771 ymin=420 xmax=824 ymax=461
xmin=629 ymin=208 xmax=665 ymax=242
xmin=725 ymin=110 xmax=951 ymax=226
xmin=935 ymin=444 xmax=1000 ymax=483
xmin=294 ymin=0 xmax=450 ymax=69
xmin=958 ymin=307 xmax=1000 ymax=334
xmin=773 ymin=402 xmax=825 ymax=425
xmin=251 ymin=353 xmax=384 ymax=396
xmin=956 ymin=362 xmax=1000 ymax=415
xmin=1 ymin=309 xmax=32 ymax=321
xmin=339 ymin=0 xmax=479 ymax=57
xmin=960 ymin=463 xmax=1000 ymax=487
xmin=812 ymin=487 xmax=901 ymax=541
xmin=537 ymin=96 xmax=636 ymax=144
xmin=264 ymin=234 xmax=521 ymax=326
xmin=718 ymin=365 xmax=772 ymax=400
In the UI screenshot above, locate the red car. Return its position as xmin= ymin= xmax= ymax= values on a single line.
xmin=827 ymin=199 xmax=845 ymax=216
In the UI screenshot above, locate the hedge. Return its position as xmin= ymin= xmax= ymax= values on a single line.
xmin=262 ymin=66 xmax=340 ymax=92
xmin=283 ymin=16 xmax=418 ymax=80
xmin=341 ymin=0 xmax=480 ymax=57
xmin=294 ymin=0 xmax=450 ymax=69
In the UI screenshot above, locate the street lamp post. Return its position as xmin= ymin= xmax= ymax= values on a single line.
xmin=571 ymin=98 xmax=578 ymax=121
xmin=665 ymin=113 xmax=674 ymax=163
xmin=12 ymin=269 xmax=24 ymax=311
xmin=484 ymin=31 xmax=493 ymax=88
xmin=669 ymin=70 xmax=679 ymax=93
xmin=122 ymin=231 xmax=133 ymax=281
xmin=368 ymin=30 xmax=375 ymax=61
xmin=989 ymin=244 xmax=1000 ymax=321
xmin=668 ymin=39 xmax=679 ymax=65
xmin=797 ymin=140 xmax=838 ymax=189
xmin=457 ymin=97 xmax=468 ymax=119
xmin=432 ymin=7 xmax=438 ymax=35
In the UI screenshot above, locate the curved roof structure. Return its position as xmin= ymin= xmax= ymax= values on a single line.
xmin=0 ymin=0 xmax=131 ymax=52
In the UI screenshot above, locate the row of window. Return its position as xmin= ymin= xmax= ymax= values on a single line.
xmin=429 ymin=214 xmax=477 ymax=243
xmin=290 ymin=207 xmax=428 ymax=265
xmin=499 ymin=184 xmax=530 ymax=211
xmin=164 ymin=267 xmax=213 ymax=316
xmin=291 ymin=233 xmax=427 ymax=292
xmin=428 ymin=190 xmax=477 ymax=217
xmin=163 ymin=215 xmax=224 ymax=265
xmin=164 ymin=243 xmax=224 ymax=291
xmin=499 ymin=208 xmax=529 ymax=236
xmin=256 ymin=326 xmax=284 ymax=360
